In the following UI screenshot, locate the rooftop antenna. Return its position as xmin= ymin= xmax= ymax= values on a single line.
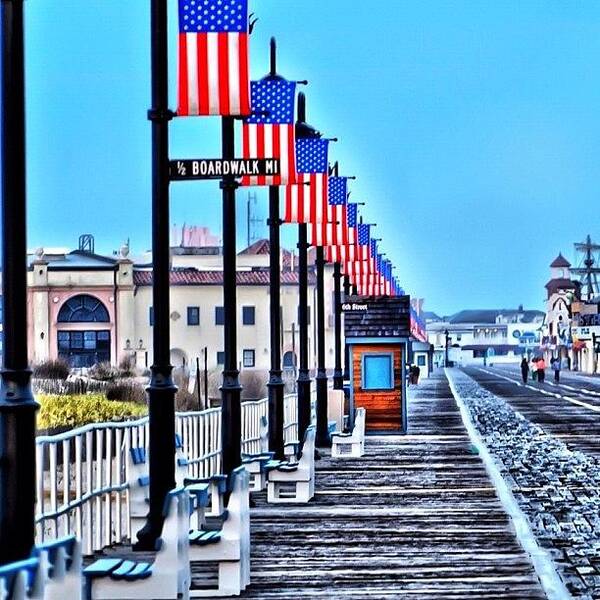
xmin=78 ymin=234 xmax=94 ymax=254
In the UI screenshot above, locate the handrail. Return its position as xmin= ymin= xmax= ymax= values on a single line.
xmin=35 ymin=393 xmax=299 ymax=555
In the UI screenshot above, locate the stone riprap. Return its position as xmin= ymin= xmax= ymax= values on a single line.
xmin=448 ymin=368 xmax=600 ymax=600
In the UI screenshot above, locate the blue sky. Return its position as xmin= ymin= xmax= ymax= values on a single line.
xmin=23 ymin=1 xmax=600 ymax=315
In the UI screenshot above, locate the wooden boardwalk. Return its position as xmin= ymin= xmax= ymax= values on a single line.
xmin=245 ymin=372 xmax=546 ymax=599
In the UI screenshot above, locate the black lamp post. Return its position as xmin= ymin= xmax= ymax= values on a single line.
xmin=135 ymin=0 xmax=177 ymax=550
xmin=332 ymin=261 xmax=343 ymax=390
xmin=266 ymin=39 xmax=285 ymax=461
xmin=315 ymin=245 xmax=330 ymax=447
xmin=296 ymin=92 xmax=318 ymax=443
xmin=444 ymin=329 xmax=450 ymax=368
xmin=220 ymin=115 xmax=242 ymax=475
xmin=0 ymin=0 xmax=39 ymax=564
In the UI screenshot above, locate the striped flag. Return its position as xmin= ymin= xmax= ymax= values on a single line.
xmin=311 ymin=176 xmax=348 ymax=246
xmin=284 ymin=138 xmax=329 ymax=223
xmin=177 ymin=0 xmax=250 ymax=117
xmin=241 ymin=78 xmax=296 ymax=186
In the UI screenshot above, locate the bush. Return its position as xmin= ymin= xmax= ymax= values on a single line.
xmin=88 ymin=361 xmax=119 ymax=382
xmin=176 ymin=388 xmax=200 ymax=412
xmin=37 ymin=394 xmax=147 ymax=430
xmin=33 ymin=359 xmax=70 ymax=380
xmin=118 ymin=355 xmax=137 ymax=378
xmin=240 ymin=370 xmax=267 ymax=400
xmin=105 ymin=381 xmax=146 ymax=404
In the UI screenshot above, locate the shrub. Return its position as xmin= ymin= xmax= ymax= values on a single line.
xmin=118 ymin=355 xmax=137 ymax=378
xmin=105 ymin=381 xmax=146 ymax=404
xmin=33 ymin=359 xmax=70 ymax=380
xmin=176 ymin=388 xmax=200 ymax=412
xmin=88 ymin=361 xmax=119 ymax=381
xmin=37 ymin=394 xmax=147 ymax=430
xmin=240 ymin=370 xmax=267 ymax=400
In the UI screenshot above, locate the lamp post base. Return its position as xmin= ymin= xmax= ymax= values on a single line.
xmin=315 ymin=371 xmax=330 ymax=447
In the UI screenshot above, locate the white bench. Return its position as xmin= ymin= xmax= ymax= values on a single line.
xmin=33 ymin=536 xmax=82 ymax=600
xmin=267 ymin=426 xmax=315 ymax=504
xmin=0 ymin=556 xmax=44 ymax=600
xmin=241 ymin=416 xmax=274 ymax=492
xmin=84 ymin=486 xmax=190 ymax=600
xmin=188 ymin=467 xmax=250 ymax=597
xmin=331 ymin=407 xmax=366 ymax=458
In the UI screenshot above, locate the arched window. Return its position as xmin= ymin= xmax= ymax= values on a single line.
xmin=57 ymin=295 xmax=109 ymax=323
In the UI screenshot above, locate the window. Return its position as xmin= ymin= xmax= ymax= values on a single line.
xmin=362 ymin=354 xmax=393 ymax=390
xmin=215 ymin=306 xmax=224 ymax=325
xmin=217 ymin=351 xmax=225 ymax=365
xmin=187 ymin=306 xmax=200 ymax=326
xmin=57 ymin=330 xmax=111 ymax=367
xmin=57 ymin=294 xmax=109 ymax=323
xmin=242 ymin=306 xmax=255 ymax=325
xmin=243 ymin=349 xmax=255 ymax=368
xmin=417 ymin=355 xmax=426 ymax=367
xmin=149 ymin=307 xmax=154 ymax=326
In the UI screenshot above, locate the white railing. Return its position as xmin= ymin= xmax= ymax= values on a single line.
xmin=36 ymin=395 xmax=299 ymax=555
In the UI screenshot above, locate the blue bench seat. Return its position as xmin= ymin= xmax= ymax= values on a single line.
xmin=189 ymin=530 xmax=222 ymax=545
xmin=84 ymin=558 xmax=153 ymax=582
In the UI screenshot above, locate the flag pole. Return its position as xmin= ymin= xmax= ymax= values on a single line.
xmin=135 ymin=0 xmax=177 ymax=551
xmin=267 ymin=38 xmax=285 ymax=460
xmin=221 ymin=115 xmax=242 ymax=476
xmin=330 ymin=163 xmax=344 ymax=392
xmin=296 ymin=93 xmax=312 ymax=444
xmin=0 ymin=0 xmax=39 ymax=564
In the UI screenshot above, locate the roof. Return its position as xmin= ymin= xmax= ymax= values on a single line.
xmin=238 ymin=239 xmax=293 ymax=268
xmin=344 ymin=296 xmax=411 ymax=338
xmin=422 ymin=311 xmax=441 ymax=322
xmin=448 ymin=309 xmax=543 ymax=325
xmin=29 ymin=250 xmax=119 ymax=270
xmin=545 ymin=278 xmax=580 ymax=295
xmin=550 ymin=253 xmax=571 ymax=268
xmin=133 ymin=268 xmax=314 ymax=286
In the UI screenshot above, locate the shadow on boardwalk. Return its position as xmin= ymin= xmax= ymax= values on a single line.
xmin=245 ymin=371 xmax=546 ymax=599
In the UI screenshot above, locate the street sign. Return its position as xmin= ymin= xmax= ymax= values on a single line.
xmin=169 ymin=158 xmax=280 ymax=180
xmin=342 ymin=302 xmax=368 ymax=312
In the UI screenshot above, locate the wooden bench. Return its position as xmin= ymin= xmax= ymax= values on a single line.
xmin=267 ymin=426 xmax=316 ymax=504
xmin=0 ymin=556 xmax=44 ymax=600
xmin=331 ymin=407 xmax=366 ymax=458
xmin=84 ymin=487 xmax=190 ymax=600
xmin=33 ymin=536 xmax=82 ymax=600
xmin=188 ymin=467 xmax=250 ymax=597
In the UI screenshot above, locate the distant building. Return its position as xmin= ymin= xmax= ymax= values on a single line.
xmin=23 ymin=234 xmax=336 ymax=377
xmin=427 ymin=307 xmax=544 ymax=367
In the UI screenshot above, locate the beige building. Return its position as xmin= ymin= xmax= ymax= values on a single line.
xmin=22 ymin=236 xmax=337 ymax=377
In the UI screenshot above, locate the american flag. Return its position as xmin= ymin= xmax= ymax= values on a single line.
xmin=284 ymin=138 xmax=329 ymax=223
xmin=357 ymin=223 xmax=371 ymax=246
xmin=241 ymin=78 xmax=296 ymax=186
xmin=177 ymin=0 xmax=250 ymax=117
xmin=311 ymin=176 xmax=348 ymax=246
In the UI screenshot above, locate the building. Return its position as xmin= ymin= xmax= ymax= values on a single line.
xmin=23 ymin=235 xmax=337 ymax=377
xmin=427 ymin=307 xmax=544 ymax=367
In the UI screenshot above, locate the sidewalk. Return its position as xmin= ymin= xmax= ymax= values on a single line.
xmin=244 ymin=372 xmax=546 ymax=598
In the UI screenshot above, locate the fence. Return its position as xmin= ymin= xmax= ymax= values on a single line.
xmin=35 ymin=394 xmax=298 ymax=555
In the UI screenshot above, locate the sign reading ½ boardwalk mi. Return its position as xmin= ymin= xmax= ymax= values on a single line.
xmin=170 ymin=159 xmax=280 ymax=180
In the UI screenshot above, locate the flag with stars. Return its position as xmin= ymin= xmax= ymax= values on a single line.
xmin=357 ymin=223 xmax=371 ymax=246
xmin=177 ymin=0 xmax=250 ymax=117
xmin=241 ymin=78 xmax=296 ymax=186
xmin=311 ymin=176 xmax=348 ymax=246
xmin=284 ymin=138 xmax=329 ymax=223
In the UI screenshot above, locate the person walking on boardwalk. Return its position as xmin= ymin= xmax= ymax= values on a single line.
xmin=552 ymin=356 xmax=561 ymax=383
xmin=537 ymin=357 xmax=546 ymax=383
xmin=520 ymin=357 xmax=529 ymax=384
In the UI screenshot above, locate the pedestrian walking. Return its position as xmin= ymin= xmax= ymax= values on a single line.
xmin=537 ymin=357 xmax=546 ymax=383
xmin=520 ymin=357 xmax=529 ymax=384
xmin=413 ymin=364 xmax=421 ymax=385
xmin=552 ymin=357 xmax=561 ymax=383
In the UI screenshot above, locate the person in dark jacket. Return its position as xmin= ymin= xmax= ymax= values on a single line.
xmin=520 ymin=357 xmax=529 ymax=384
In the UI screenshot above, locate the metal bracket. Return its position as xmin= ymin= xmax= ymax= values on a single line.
xmin=147 ymin=108 xmax=176 ymax=122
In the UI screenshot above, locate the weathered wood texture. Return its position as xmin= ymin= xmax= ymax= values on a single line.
xmin=244 ymin=373 xmax=546 ymax=598
xmin=352 ymin=344 xmax=403 ymax=431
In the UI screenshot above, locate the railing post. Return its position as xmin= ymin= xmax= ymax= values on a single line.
xmin=0 ymin=0 xmax=39 ymax=565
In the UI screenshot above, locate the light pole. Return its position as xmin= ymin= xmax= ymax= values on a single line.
xmin=444 ymin=329 xmax=450 ymax=368
xmin=0 ymin=0 xmax=39 ymax=564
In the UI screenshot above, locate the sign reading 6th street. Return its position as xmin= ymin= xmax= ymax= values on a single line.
xmin=169 ymin=158 xmax=280 ymax=180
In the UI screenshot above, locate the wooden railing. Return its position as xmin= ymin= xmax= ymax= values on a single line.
xmin=35 ymin=395 xmax=299 ymax=555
